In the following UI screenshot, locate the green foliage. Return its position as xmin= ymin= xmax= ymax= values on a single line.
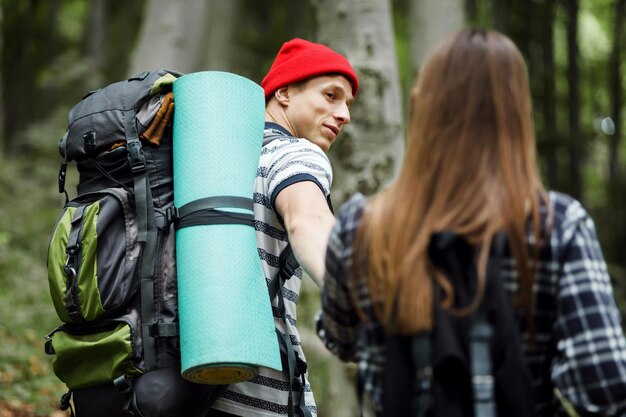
xmin=0 ymin=114 xmax=70 ymax=415
xmin=56 ymin=0 xmax=89 ymax=42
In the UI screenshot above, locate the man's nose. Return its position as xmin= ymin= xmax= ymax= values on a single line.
xmin=334 ymin=103 xmax=351 ymax=125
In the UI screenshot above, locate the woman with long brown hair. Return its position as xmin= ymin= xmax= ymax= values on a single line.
xmin=317 ymin=29 xmax=626 ymax=416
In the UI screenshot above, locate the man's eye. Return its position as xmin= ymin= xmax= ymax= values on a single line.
xmin=325 ymin=92 xmax=335 ymax=100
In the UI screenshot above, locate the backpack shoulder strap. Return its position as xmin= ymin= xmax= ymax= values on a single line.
xmin=268 ymin=244 xmax=312 ymax=417
xmin=469 ymin=233 xmax=507 ymax=417
xmin=123 ymin=107 xmax=161 ymax=371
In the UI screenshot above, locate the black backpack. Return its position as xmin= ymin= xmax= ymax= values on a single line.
xmin=381 ymin=232 xmax=535 ymax=417
xmin=46 ymin=70 xmax=310 ymax=417
xmin=46 ymin=69 xmax=231 ymax=417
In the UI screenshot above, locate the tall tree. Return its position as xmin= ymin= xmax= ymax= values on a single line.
xmin=0 ymin=4 xmax=3 ymax=153
xmin=491 ymin=0 xmax=507 ymax=32
xmin=608 ymin=0 xmax=625 ymax=183
xmin=1 ymin=0 xmax=62 ymax=150
xmin=129 ymin=0 xmax=214 ymax=75
xmin=564 ymin=0 xmax=583 ymax=201
xmin=83 ymin=0 xmax=107 ymax=72
xmin=539 ymin=0 xmax=559 ymax=188
xmin=465 ymin=0 xmax=478 ymax=24
xmin=200 ymin=0 xmax=244 ymax=73
xmin=313 ymin=0 xmax=405 ymax=206
xmin=605 ymin=0 xmax=626 ymax=266
xmin=409 ymin=0 xmax=465 ymax=73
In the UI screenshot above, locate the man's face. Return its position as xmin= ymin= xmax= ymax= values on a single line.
xmin=284 ymin=75 xmax=354 ymax=152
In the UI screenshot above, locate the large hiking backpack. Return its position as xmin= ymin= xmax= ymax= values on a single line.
xmin=45 ymin=69 xmax=231 ymax=417
xmin=46 ymin=70 xmax=309 ymax=417
xmin=380 ymin=232 xmax=535 ymax=417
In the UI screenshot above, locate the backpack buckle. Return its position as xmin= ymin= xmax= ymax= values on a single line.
xmin=113 ymin=375 xmax=133 ymax=395
xmin=166 ymin=206 xmax=179 ymax=226
xmin=63 ymin=265 xmax=77 ymax=279
xmin=127 ymin=141 xmax=146 ymax=173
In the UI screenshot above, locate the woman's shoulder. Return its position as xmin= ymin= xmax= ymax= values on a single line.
xmin=547 ymin=191 xmax=595 ymax=236
xmin=544 ymin=191 xmax=603 ymax=259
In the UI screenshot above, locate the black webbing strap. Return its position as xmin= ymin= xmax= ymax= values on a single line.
xmin=470 ymin=320 xmax=495 ymax=417
xmin=170 ymin=196 xmax=255 ymax=230
xmin=268 ymin=245 xmax=311 ymax=417
xmin=124 ymin=110 xmax=150 ymax=243
xmin=124 ymin=109 xmax=159 ymax=372
xmin=469 ymin=233 xmax=506 ymax=417
xmin=410 ymin=334 xmax=433 ymax=417
xmin=64 ymin=206 xmax=86 ymax=322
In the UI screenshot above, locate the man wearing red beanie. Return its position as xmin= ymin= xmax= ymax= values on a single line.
xmin=208 ymin=38 xmax=358 ymax=417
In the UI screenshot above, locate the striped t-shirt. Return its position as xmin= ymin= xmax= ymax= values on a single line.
xmin=211 ymin=122 xmax=331 ymax=417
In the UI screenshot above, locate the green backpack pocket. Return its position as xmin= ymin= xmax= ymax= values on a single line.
xmin=46 ymin=320 xmax=142 ymax=389
xmin=47 ymin=188 xmax=141 ymax=323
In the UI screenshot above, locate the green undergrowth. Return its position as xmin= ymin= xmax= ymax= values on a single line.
xmin=0 ymin=113 xmax=71 ymax=415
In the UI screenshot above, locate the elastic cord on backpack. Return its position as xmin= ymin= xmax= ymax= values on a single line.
xmin=92 ymin=158 xmax=133 ymax=193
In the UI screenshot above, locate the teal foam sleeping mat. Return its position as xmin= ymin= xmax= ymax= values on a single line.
xmin=172 ymin=71 xmax=281 ymax=384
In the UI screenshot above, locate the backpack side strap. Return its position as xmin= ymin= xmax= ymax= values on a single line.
xmin=410 ymin=334 xmax=433 ymax=417
xmin=469 ymin=232 xmax=507 ymax=417
xmin=469 ymin=320 xmax=496 ymax=417
xmin=124 ymin=108 xmax=160 ymax=372
xmin=268 ymin=245 xmax=311 ymax=417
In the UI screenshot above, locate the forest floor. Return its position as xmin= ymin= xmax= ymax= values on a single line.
xmin=0 ymin=401 xmax=65 ymax=417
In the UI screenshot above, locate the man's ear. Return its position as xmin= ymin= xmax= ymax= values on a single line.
xmin=274 ymin=86 xmax=291 ymax=106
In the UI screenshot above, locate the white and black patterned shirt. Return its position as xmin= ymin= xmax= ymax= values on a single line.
xmin=317 ymin=192 xmax=626 ymax=416
xmin=212 ymin=123 xmax=330 ymax=417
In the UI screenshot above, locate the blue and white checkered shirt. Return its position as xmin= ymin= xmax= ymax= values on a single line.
xmin=316 ymin=191 xmax=626 ymax=416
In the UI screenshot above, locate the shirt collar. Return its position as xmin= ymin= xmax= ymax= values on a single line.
xmin=264 ymin=122 xmax=294 ymax=138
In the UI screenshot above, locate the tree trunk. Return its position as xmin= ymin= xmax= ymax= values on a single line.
xmin=409 ymin=0 xmax=465 ymax=73
xmin=541 ymin=0 xmax=558 ymax=188
xmin=128 ymin=0 xmax=213 ymax=75
xmin=609 ymin=0 xmax=625 ymax=183
xmin=491 ymin=0 xmax=507 ymax=33
xmin=465 ymin=0 xmax=478 ymax=24
xmin=83 ymin=0 xmax=108 ymax=71
xmin=606 ymin=0 xmax=626 ymax=268
xmin=313 ymin=0 xmax=405 ymax=207
xmin=200 ymin=0 xmax=244 ymax=73
xmin=565 ymin=0 xmax=583 ymax=201
xmin=1 ymin=0 xmax=62 ymax=150
xmin=0 ymin=5 xmax=4 ymax=154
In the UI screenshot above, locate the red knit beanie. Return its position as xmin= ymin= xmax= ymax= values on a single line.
xmin=262 ymin=38 xmax=359 ymax=100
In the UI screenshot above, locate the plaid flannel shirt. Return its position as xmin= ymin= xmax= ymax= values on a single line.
xmin=316 ymin=191 xmax=626 ymax=416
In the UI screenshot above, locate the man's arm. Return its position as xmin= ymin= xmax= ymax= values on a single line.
xmin=275 ymin=181 xmax=335 ymax=287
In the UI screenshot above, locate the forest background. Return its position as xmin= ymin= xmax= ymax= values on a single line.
xmin=0 ymin=0 xmax=624 ymax=416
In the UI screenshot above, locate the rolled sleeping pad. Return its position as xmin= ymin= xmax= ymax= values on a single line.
xmin=172 ymin=71 xmax=282 ymax=384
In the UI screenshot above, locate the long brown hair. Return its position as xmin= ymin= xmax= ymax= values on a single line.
xmin=354 ymin=29 xmax=548 ymax=334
